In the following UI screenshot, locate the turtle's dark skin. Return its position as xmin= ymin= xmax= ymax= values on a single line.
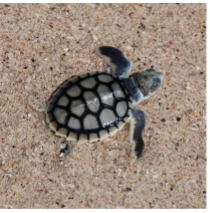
xmin=45 ymin=46 xmax=163 ymax=158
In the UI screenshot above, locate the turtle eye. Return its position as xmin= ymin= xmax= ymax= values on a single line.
xmin=151 ymin=79 xmax=160 ymax=91
xmin=152 ymin=82 xmax=157 ymax=88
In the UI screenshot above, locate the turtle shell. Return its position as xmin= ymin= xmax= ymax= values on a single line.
xmin=45 ymin=72 xmax=133 ymax=142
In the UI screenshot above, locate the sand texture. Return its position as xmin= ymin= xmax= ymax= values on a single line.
xmin=0 ymin=3 xmax=206 ymax=208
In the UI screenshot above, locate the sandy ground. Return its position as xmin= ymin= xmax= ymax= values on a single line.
xmin=0 ymin=3 xmax=206 ymax=208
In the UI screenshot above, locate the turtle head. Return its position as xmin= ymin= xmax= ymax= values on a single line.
xmin=134 ymin=69 xmax=163 ymax=100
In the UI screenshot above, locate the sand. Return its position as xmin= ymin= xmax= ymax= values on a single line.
xmin=0 ymin=3 xmax=206 ymax=208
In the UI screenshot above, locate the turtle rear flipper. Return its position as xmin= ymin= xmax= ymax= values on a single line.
xmin=95 ymin=46 xmax=131 ymax=78
xmin=129 ymin=109 xmax=146 ymax=158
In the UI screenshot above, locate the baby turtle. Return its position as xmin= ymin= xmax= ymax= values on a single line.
xmin=45 ymin=46 xmax=163 ymax=158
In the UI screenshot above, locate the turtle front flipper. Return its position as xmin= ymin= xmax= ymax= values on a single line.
xmin=129 ymin=109 xmax=146 ymax=158
xmin=95 ymin=46 xmax=131 ymax=78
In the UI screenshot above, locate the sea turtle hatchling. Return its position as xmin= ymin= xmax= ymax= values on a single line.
xmin=45 ymin=46 xmax=163 ymax=158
